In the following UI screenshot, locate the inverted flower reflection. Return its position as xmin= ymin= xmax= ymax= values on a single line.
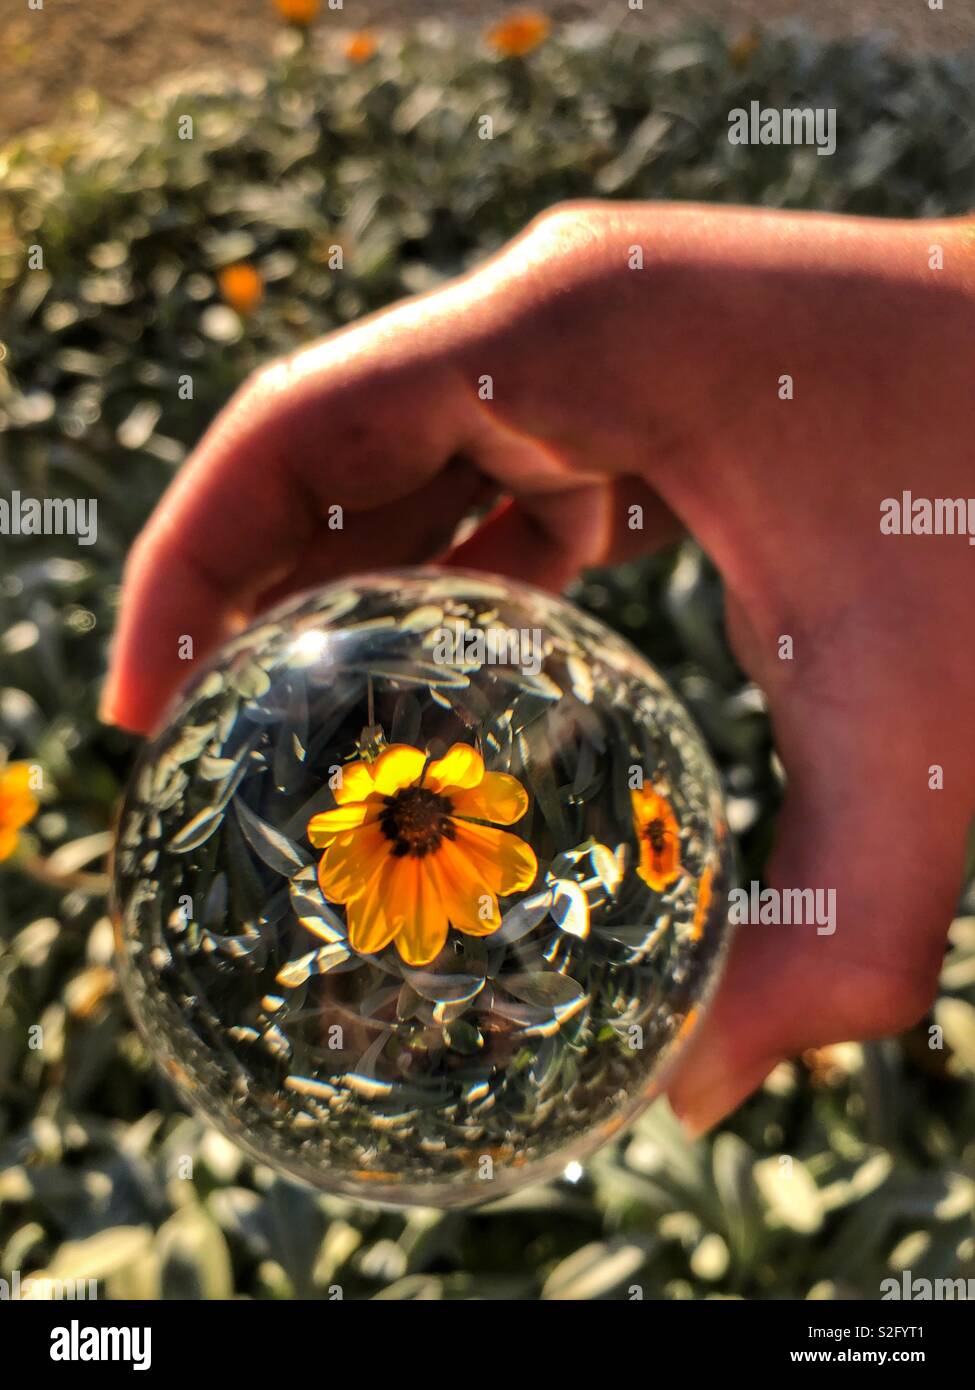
xmin=630 ymin=784 xmax=683 ymax=893
xmin=308 ymin=743 xmax=537 ymax=966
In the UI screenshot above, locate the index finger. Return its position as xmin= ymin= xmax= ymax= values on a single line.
xmin=99 ymin=306 xmax=490 ymax=735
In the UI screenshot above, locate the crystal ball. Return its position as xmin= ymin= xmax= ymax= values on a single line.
xmin=113 ymin=568 xmax=734 ymax=1206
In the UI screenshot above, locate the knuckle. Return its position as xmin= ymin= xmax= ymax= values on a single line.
xmin=521 ymin=200 xmax=609 ymax=258
xmin=239 ymin=356 xmax=288 ymax=403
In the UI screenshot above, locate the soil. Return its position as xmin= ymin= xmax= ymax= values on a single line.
xmin=1 ymin=0 xmax=971 ymax=142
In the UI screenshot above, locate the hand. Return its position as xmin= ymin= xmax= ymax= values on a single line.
xmin=101 ymin=200 xmax=975 ymax=1134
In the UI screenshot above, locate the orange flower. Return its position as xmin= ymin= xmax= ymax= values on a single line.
xmin=630 ymin=784 xmax=683 ymax=893
xmin=218 ymin=263 xmax=263 ymax=316
xmin=273 ymin=0 xmax=320 ymax=25
xmin=344 ymin=30 xmax=378 ymax=64
xmin=802 ymin=1045 xmax=850 ymax=1088
xmin=308 ymin=743 xmax=537 ymax=967
xmin=486 ymin=11 xmax=550 ymax=58
xmin=690 ymin=864 xmax=713 ymax=941
xmin=0 ymin=762 xmax=39 ymax=862
xmin=728 ymin=26 xmax=761 ymax=71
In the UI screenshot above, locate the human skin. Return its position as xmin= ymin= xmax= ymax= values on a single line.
xmin=100 ymin=201 xmax=975 ymax=1134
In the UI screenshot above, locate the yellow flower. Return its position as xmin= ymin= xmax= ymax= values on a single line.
xmin=630 ymin=784 xmax=683 ymax=893
xmin=308 ymin=743 xmax=537 ymax=967
xmin=273 ymin=0 xmax=320 ymax=25
xmin=486 ymin=11 xmax=550 ymax=58
xmin=0 ymin=762 xmax=39 ymax=862
xmin=218 ymin=263 xmax=263 ymax=316
xmin=344 ymin=30 xmax=378 ymax=64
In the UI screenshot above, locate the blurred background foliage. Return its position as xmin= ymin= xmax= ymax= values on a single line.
xmin=1 ymin=16 xmax=974 ymax=1300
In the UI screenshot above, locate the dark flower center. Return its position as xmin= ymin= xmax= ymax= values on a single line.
xmin=646 ymin=817 xmax=668 ymax=854
xmin=380 ymin=787 xmax=456 ymax=858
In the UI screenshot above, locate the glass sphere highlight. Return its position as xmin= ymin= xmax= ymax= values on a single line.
xmin=113 ymin=569 xmax=734 ymax=1206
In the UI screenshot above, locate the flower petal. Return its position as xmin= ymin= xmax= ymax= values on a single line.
xmin=334 ymin=759 xmax=376 ymax=805
xmin=450 ymin=772 xmax=528 ymax=826
xmin=395 ymin=860 xmax=449 ymax=966
xmin=636 ymin=829 xmax=682 ymax=892
xmin=630 ymin=784 xmax=679 ymax=830
xmin=371 ymin=744 xmax=427 ymax=795
xmin=347 ymin=858 xmax=402 ymax=956
xmin=307 ymin=801 xmax=381 ymax=846
xmin=638 ymin=850 xmax=682 ymax=892
xmin=1 ymin=763 xmax=32 ymax=791
xmin=2 ymin=797 xmax=37 ymax=832
xmin=0 ymin=763 xmax=38 ymax=830
xmin=630 ymin=784 xmax=662 ymax=824
xmin=317 ymin=823 xmax=388 ymax=902
xmin=434 ymin=840 xmax=501 ymax=936
xmin=450 ymin=819 xmax=537 ymax=896
xmin=690 ymin=866 xmax=713 ymax=941
xmin=425 ymin=743 xmax=484 ymax=793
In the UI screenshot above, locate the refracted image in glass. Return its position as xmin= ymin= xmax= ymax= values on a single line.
xmin=113 ymin=569 xmax=734 ymax=1206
